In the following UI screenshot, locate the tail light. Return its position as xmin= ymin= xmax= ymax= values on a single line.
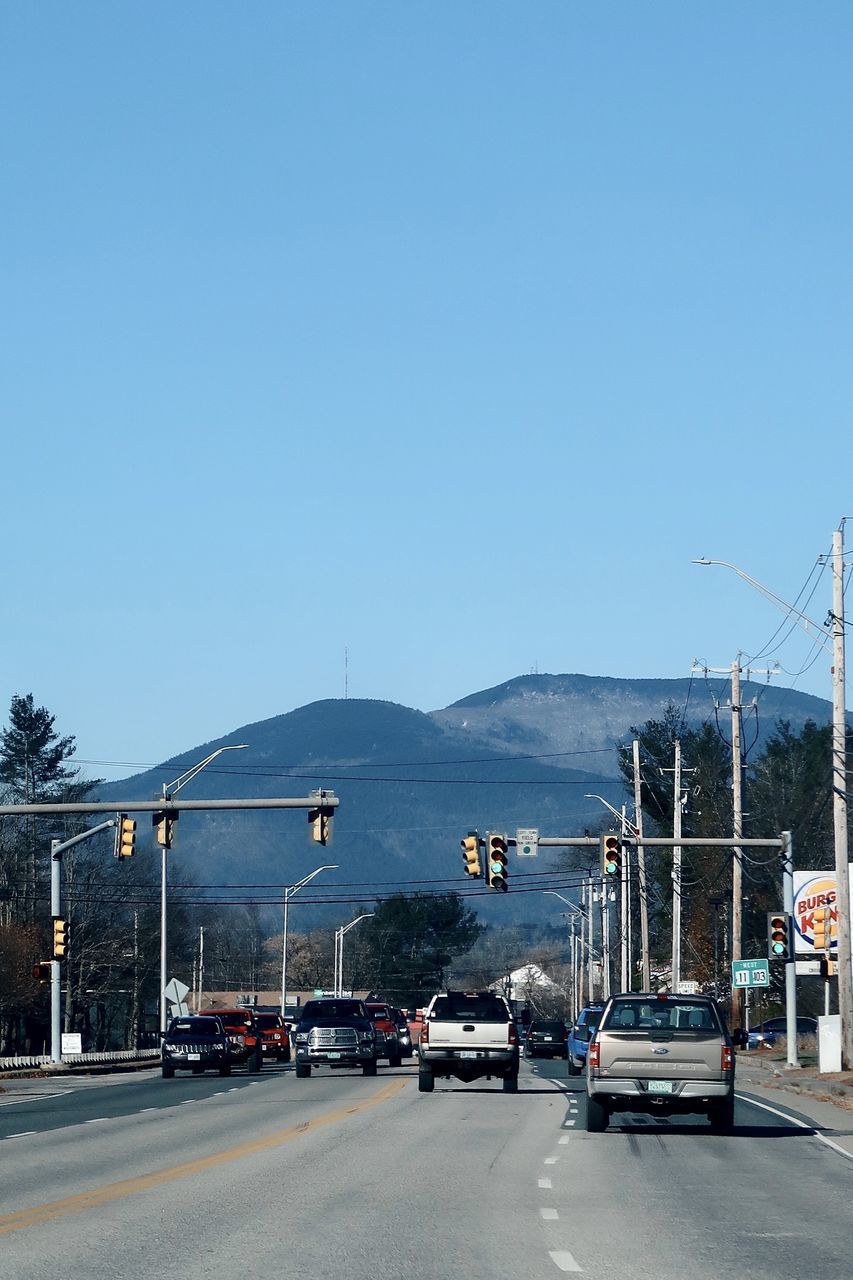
xmin=721 ymin=1045 xmax=733 ymax=1071
xmin=508 ymin=1024 xmax=518 ymax=1046
xmin=588 ymin=1041 xmax=600 ymax=1069
xmin=420 ymin=1022 xmax=429 ymax=1047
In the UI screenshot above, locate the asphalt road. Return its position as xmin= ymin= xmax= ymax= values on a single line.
xmin=1 ymin=1055 xmax=851 ymax=1280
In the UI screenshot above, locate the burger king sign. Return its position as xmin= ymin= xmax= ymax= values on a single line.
xmin=792 ymin=870 xmax=843 ymax=954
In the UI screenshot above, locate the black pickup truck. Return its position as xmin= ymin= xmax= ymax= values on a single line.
xmin=293 ymin=998 xmax=378 ymax=1078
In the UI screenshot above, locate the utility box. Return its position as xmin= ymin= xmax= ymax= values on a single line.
xmin=818 ymin=1014 xmax=842 ymax=1074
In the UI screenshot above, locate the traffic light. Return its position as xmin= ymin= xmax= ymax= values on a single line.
xmin=486 ymin=833 xmax=509 ymax=891
xmin=767 ymin=912 xmax=791 ymax=961
xmin=309 ymin=807 xmax=332 ymax=846
xmin=600 ymin=833 xmax=622 ymax=877
xmin=32 ymin=961 xmax=52 ymax=982
xmin=461 ymin=832 xmax=482 ymax=878
xmin=813 ymin=907 xmax=830 ymax=951
xmin=53 ymin=918 xmax=70 ymax=960
xmin=153 ymin=809 xmax=179 ymax=849
xmin=114 ymin=814 xmax=137 ymax=859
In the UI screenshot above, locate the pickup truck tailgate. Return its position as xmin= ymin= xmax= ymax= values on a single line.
xmin=598 ymin=1030 xmax=724 ymax=1080
xmin=428 ymin=1021 xmax=510 ymax=1049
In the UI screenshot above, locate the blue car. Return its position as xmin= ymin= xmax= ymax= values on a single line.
xmin=747 ymin=1016 xmax=818 ymax=1050
xmin=567 ymin=1004 xmax=605 ymax=1076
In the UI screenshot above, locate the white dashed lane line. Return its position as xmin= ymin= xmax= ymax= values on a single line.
xmin=540 ymin=1208 xmax=559 ymax=1221
xmin=538 ymin=1177 xmax=553 ymax=1189
xmin=544 ymin=1156 xmax=558 ymax=1164
xmin=558 ymin=1135 xmax=570 ymax=1144
xmin=549 ymin=1250 xmax=582 ymax=1273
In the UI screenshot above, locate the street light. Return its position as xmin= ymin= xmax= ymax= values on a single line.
xmin=694 ymin=533 xmax=852 ymax=1070
xmin=159 ymin=744 xmax=248 ymax=1035
xmin=544 ymin=891 xmax=585 ymax=1017
xmin=335 ymin=914 xmax=374 ymax=997
xmin=280 ymin=864 xmax=339 ymax=1014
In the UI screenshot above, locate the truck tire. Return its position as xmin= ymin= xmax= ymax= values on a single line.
xmin=218 ymin=1063 xmax=231 ymax=1077
xmin=362 ymin=1059 xmax=378 ymax=1077
xmin=295 ymin=1062 xmax=311 ymax=1079
xmin=708 ymin=1096 xmax=735 ymax=1132
xmin=567 ymin=1058 xmax=581 ymax=1077
xmin=161 ymin=1064 xmax=175 ymax=1079
xmin=585 ymin=1093 xmax=609 ymax=1132
xmin=418 ymin=1065 xmax=434 ymax=1093
xmin=503 ymin=1071 xmax=519 ymax=1093
xmin=388 ymin=1053 xmax=402 ymax=1069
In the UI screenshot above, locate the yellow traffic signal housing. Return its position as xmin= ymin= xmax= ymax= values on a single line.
xmin=153 ymin=809 xmax=179 ymax=849
xmin=115 ymin=814 xmax=137 ymax=859
xmin=461 ymin=833 xmax=482 ymax=878
xmin=812 ymin=907 xmax=830 ymax=951
xmin=309 ymin=807 xmax=332 ymax=846
xmin=600 ymin=833 xmax=622 ymax=877
xmin=53 ymin=918 xmax=70 ymax=960
xmin=767 ymin=912 xmax=791 ymax=960
xmin=486 ymin=833 xmax=509 ymax=891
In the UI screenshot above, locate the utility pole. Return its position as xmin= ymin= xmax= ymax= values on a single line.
xmin=632 ymin=739 xmax=651 ymax=990
xmin=831 ymin=526 xmax=853 ymax=1069
xmin=671 ymin=739 xmax=683 ymax=992
xmin=730 ymin=658 xmax=745 ymax=1031
xmin=620 ymin=804 xmax=629 ymax=993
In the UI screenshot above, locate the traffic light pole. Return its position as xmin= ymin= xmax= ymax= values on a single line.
xmin=782 ymin=831 xmax=799 ymax=1069
xmin=48 ymin=820 xmax=117 ymax=1066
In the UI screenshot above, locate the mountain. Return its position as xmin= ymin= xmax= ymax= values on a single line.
xmin=98 ymin=674 xmax=837 ymax=927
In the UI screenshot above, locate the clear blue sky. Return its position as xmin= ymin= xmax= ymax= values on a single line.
xmin=2 ymin=2 xmax=851 ymax=779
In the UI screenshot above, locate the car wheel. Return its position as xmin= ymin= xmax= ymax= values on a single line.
xmin=585 ymin=1094 xmax=609 ymax=1132
xmin=161 ymin=1065 xmax=175 ymax=1079
xmin=218 ymin=1063 xmax=231 ymax=1077
xmin=388 ymin=1053 xmax=402 ymax=1069
xmin=248 ymin=1050 xmax=262 ymax=1073
xmin=363 ymin=1059 xmax=378 ymax=1077
xmin=503 ymin=1072 xmax=519 ymax=1094
xmin=280 ymin=1047 xmax=291 ymax=1064
xmin=418 ymin=1065 xmax=434 ymax=1093
xmin=567 ymin=1058 xmax=581 ymax=1077
xmin=709 ymin=1097 xmax=735 ymax=1132
xmin=295 ymin=1062 xmax=311 ymax=1079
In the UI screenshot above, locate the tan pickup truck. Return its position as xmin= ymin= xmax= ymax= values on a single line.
xmin=586 ymin=992 xmax=735 ymax=1132
xmin=418 ymin=990 xmax=519 ymax=1093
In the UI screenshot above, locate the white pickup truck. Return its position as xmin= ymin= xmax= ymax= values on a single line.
xmin=417 ymin=991 xmax=519 ymax=1093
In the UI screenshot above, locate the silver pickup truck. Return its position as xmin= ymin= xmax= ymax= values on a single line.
xmin=418 ymin=991 xmax=519 ymax=1093
xmin=586 ymin=993 xmax=735 ymax=1132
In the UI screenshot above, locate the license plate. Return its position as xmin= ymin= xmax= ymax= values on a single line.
xmin=327 ymin=1052 xmax=341 ymax=1059
xmin=545 ymin=1036 xmax=554 ymax=1041
xmin=648 ymin=1079 xmax=673 ymax=1094
xmin=188 ymin=1053 xmax=201 ymax=1061
xmin=459 ymin=1050 xmax=479 ymax=1059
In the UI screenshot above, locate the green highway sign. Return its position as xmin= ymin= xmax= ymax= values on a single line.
xmin=731 ymin=959 xmax=770 ymax=988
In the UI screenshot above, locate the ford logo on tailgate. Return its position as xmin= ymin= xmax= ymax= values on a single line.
xmin=652 ymin=1047 xmax=669 ymax=1055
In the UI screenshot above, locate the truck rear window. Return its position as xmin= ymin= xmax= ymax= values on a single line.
xmin=429 ymin=995 xmax=509 ymax=1023
xmin=603 ymin=999 xmax=721 ymax=1032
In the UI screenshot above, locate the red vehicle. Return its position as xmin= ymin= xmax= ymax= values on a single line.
xmin=254 ymin=1011 xmax=291 ymax=1063
xmin=210 ymin=1008 xmax=263 ymax=1073
xmin=366 ymin=1002 xmax=403 ymax=1067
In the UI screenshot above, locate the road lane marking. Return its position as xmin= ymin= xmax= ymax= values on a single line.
xmin=84 ymin=1119 xmax=107 ymax=1124
xmin=140 ymin=1108 xmax=157 ymax=1112
xmin=0 ymin=1093 xmax=66 ymax=1108
xmin=544 ymin=1157 xmax=558 ymax=1164
xmin=558 ymin=1136 xmax=570 ymax=1144
xmin=540 ymin=1208 xmax=559 ymax=1220
xmin=538 ymin=1177 xmax=553 ymax=1189
xmin=0 ymin=1079 xmax=406 ymax=1236
xmin=549 ymin=1250 xmax=582 ymax=1272
xmin=6 ymin=1132 xmax=36 ymax=1139
xmin=736 ymin=1091 xmax=853 ymax=1163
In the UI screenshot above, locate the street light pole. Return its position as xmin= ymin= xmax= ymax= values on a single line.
xmin=336 ymin=914 xmax=373 ymax=998
xmin=544 ymin=891 xmax=586 ymax=1019
xmin=280 ymin=864 xmax=338 ymax=1014
xmin=159 ymin=744 xmax=248 ymax=1035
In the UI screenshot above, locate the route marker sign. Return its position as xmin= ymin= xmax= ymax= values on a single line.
xmin=731 ymin=959 xmax=770 ymax=988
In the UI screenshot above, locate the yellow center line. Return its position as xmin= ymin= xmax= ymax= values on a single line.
xmin=0 ymin=1078 xmax=406 ymax=1236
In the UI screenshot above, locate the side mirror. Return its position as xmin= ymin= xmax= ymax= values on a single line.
xmin=573 ymin=1024 xmax=591 ymax=1043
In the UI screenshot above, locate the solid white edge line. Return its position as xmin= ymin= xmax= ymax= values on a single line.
xmin=0 ymin=1092 xmax=66 ymax=1108
xmin=735 ymin=1091 xmax=853 ymax=1163
xmin=549 ymin=1250 xmax=582 ymax=1273
xmin=6 ymin=1131 xmax=37 ymax=1139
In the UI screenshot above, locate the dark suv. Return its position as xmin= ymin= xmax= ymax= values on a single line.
xmin=161 ymin=1015 xmax=231 ymax=1078
xmin=524 ymin=1020 xmax=567 ymax=1059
